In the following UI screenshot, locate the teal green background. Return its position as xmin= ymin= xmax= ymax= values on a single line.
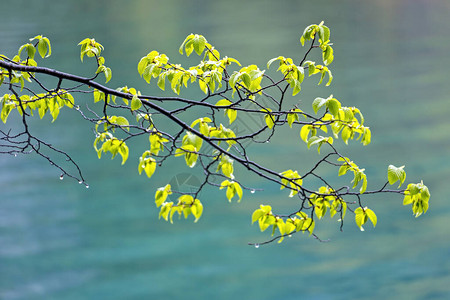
xmin=1 ymin=1 xmax=450 ymax=299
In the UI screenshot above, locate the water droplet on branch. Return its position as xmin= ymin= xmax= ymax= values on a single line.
xmin=254 ymin=243 xmax=260 ymax=248
xmin=60 ymin=174 xmax=64 ymax=180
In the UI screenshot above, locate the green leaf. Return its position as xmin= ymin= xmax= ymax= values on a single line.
xmin=300 ymin=35 xmax=306 ymax=46
xmin=19 ymin=43 xmax=37 ymax=59
xmin=387 ymin=165 xmax=406 ymax=187
xmin=225 ymin=185 xmax=236 ymax=202
xmin=276 ymin=219 xmax=286 ymax=240
xmin=137 ymin=57 xmax=149 ymax=75
xmin=1 ymin=98 xmax=14 ymax=123
xmin=264 ymin=114 xmax=274 ymax=129
xmin=267 ymin=56 xmax=284 ymax=69
xmin=215 ymin=99 xmax=233 ymax=107
xmin=182 ymin=131 xmax=203 ymax=152
xmin=252 ymin=209 xmax=266 ymax=224
xmin=325 ymin=69 xmax=333 ymax=86
xmin=50 ymin=103 xmax=60 ymax=121
xmin=306 ymin=135 xmax=320 ymax=149
xmin=421 ymin=185 xmax=431 ymax=202
xmin=193 ymin=34 xmax=207 ymax=56
xmin=42 ymin=37 xmax=51 ymax=57
xmin=179 ymin=34 xmax=194 ymax=55
xmin=149 ymin=132 xmax=168 ymax=155
xmin=37 ymin=38 xmax=48 ymax=58
xmin=176 ymin=144 xmax=198 ymax=168
xmin=291 ymin=78 xmax=302 ymax=96
xmin=300 ymin=125 xmax=312 ymax=142
xmin=323 ymin=45 xmax=334 ymax=65
xmin=341 ymin=126 xmax=351 ymax=144
xmin=185 ymin=40 xmax=194 ymax=57
xmin=326 ymin=98 xmax=340 ymax=117
xmin=155 ymin=184 xmax=172 ymax=207
xmin=361 ymin=127 xmax=371 ymax=146
xmin=408 ymin=183 xmax=420 ymax=196
xmin=365 ymin=208 xmax=377 ymax=227
xmin=354 ymin=207 xmax=366 ymax=231
xmin=228 ymin=72 xmax=239 ymax=89
xmin=287 ymin=111 xmax=299 ymax=128
xmin=340 ymin=107 xmax=354 ymax=122
xmin=215 ymin=100 xmax=237 ymax=124
xmin=142 ymin=64 xmax=156 ymax=83
xmin=360 ymin=175 xmax=367 ymax=194
xmin=241 ymin=73 xmax=251 ymax=88
xmin=285 ymin=219 xmax=296 ymax=235
xmin=97 ymin=56 xmax=105 ymax=66
xmin=93 ymin=89 xmax=105 ymax=103
xmin=403 ymin=182 xmax=431 ymax=217
xmin=192 ymin=199 xmax=203 ymax=222
xmin=233 ymin=182 xmax=243 ymax=202
xmin=321 ymin=25 xmax=330 ymax=43
xmin=226 ymin=109 xmax=237 ymax=124
xmin=157 ymin=74 xmax=166 ymax=91
xmin=261 ymin=108 xmax=274 ymax=129
xmin=118 ymin=143 xmax=129 ymax=165
xmin=222 ymin=161 xmax=234 ymax=178
xmin=338 ymin=163 xmax=350 ymax=176
xmin=198 ymin=79 xmax=208 ymax=94
xmin=111 ymin=116 xmax=129 ymax=128
xmin=159 ymin=202 xmax=173 ymax=221
xmin=139 ymin=156 xmax=156 ymax=178
xmin=131 ymin=95 xmax=142 ymax=111
xmin=312 ymin=97 xmax=327 ymax=114
xmin=104 ymin=67 xmax=112 ymax=83
xmin=318 ymin=70 xmax=326 ymax=85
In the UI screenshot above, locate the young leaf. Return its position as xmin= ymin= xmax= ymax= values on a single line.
xmin=159 ymin=202 xmax=173 ymax=221
xmin=312 ymin=97 xmax=327 ymax=114
xmin=155 ymin=184 xmax=172 ymax=207
xmin=216 ymin=99 xmax=237 ymax=124
xmin=267 ymin=56 xmax=284 ymax=69
xmin=264 ymin=114 xmax=275 ymax=129
xmin=300 ymin=125 xmax=313 ymax=142
xmin=354 ymin=207 xmax=367 ymax=231
xmin=326 ymin=98 xmax=340 ymax=117
xmin=37 ymin=38 xmax=48 ymax=58
xmin=191 ymin=199 xmax=203 ymax=222
xmin=118 ymin=143 xmax=129 ymax=165
xmin=261 ymin=108 xmax=274 ymax=129
xmin=234 ymin=182 xmax=243 ymax=201
xmin=104 ymin=67 xmax=112 ymax=83
xmin=227 ymin=109 xmax=237 ymax=124
xmin=387 ymin=165 xmax=406 ymax=187
xmin=252 ymin=209 xmax=266 ymax=224
xmin=193 ymin=34 xmax=207 ymax=56
xmin=131 ymin=95 xmax=142 ymax=111
xmin=179 ymin=34 xmax=194 ymax=55
xmin=215 ymin=99 xmax=232 ymax=107
xmin=365 ymin=208 xmax=377 ymax=227
xmin=287 ymin=111 xmax=300 ymax=128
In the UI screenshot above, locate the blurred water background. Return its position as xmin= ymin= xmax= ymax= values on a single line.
xmin=1 ymin=0 xmax=450 ymax=299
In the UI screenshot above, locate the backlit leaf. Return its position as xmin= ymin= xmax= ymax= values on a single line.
xmin=387 ymin=165 xmax=406 ymax=188
xmin=131 ymin=95 xmax=142 ymax=111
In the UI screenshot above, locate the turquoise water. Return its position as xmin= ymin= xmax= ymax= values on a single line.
xmin=1 ymin=1 xmax=450 ymax=299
